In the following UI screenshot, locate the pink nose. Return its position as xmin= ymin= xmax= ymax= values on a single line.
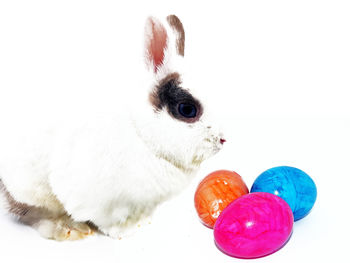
xmin=220 ymin=138 xmax=226 ymax=144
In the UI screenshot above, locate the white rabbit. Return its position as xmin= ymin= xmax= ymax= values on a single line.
xmin=0 ymin=15 xmax=225 ymax=240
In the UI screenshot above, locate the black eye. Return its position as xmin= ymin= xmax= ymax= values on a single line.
xmin=178 ymin=103 xmax=197 ymax=118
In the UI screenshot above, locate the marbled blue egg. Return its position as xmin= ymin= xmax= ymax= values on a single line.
xmin=251 ymin=166 xmax=317 ymax=221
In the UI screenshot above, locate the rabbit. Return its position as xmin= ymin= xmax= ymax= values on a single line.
xmin=0 ymin=14 xmax=225 ymax=240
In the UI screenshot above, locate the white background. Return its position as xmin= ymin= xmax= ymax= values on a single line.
xmin=0 ymin=1 xmax=349 ymax=262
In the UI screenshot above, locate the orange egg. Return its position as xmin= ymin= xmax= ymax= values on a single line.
xmin=194 ymin=170 xmax=249 ymax=228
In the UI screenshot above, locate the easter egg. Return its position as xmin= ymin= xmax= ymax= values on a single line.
xmin=214 ymin=192 xmax=294 ymax=259
xmin=194 ymin=170 xmax=249 ymax=228
xmin=251 ymin=166 xmax=317 ymax=221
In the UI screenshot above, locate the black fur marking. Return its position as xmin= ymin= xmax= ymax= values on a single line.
xmin=149 ymin=73 xmax=203 ymax=123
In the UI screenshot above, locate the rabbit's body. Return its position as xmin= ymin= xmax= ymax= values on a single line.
xmin=50 ymin=113 xmax=204 ymax=234
xmin=0 ymin=15 xmax=224 ymax=240
xmin=0 ymin=111 xmax=208 ymax=239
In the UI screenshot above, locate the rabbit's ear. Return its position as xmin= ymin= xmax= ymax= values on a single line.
xmin=166 ymin=15 xmax=185 ymax=57
xmin=144 ymin=17 xmax=168 ymax=73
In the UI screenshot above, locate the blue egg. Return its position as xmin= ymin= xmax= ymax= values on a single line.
xmin=251 ymin=166 xmax=317 ymax=221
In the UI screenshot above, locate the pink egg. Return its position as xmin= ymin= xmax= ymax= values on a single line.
xmin=214 ymin=192 xmax=294 ymax=259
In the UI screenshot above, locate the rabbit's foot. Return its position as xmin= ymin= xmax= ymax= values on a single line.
xmin=34 ymin=215 xmax=94 ymax=241
xmin=100 ymin=225 xmax=139 ymax=240
xmin=100 ymin=215 xmax=152 ymax=239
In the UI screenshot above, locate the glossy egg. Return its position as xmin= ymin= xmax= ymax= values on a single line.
xmin=214 ymin=192 xmax=294 ymax=259
xmin=194 ymin=170 xmax=249 ymax=228
xmin=251 ymin=166 xmax=317 ymax=221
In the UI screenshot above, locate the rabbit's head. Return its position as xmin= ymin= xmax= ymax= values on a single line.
xmin=132 ymin=15 xmax=225 ymax=173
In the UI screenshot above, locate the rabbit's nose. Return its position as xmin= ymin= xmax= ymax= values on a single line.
xmin=220 ymin=138 xmax=226 ymax=144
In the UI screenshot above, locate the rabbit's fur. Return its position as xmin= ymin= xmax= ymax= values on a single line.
xmin=0 ymin=15 xmax=224 ymax=240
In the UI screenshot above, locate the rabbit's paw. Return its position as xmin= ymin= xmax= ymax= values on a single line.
xmin=101 ymin=222 xmax=147 ymax=240
xmin=34 ymin=215 xmax=94 ymax=241
xmin=100 ymin=225 xmax=124 ymax=239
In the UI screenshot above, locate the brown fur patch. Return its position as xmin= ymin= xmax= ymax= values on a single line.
xmin=167 ymin=15 xmax=185 ymax=56
xmin=0 ymin=179 xmax=30 ymax=217
xmin=0 ymin=179 xmax=54 ymax=225
xmin=0 ymin=180 xmax=99 ymax=238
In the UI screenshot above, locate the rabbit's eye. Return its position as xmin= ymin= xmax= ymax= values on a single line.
xmin=178 ymin=103 xmax=197 ymax=118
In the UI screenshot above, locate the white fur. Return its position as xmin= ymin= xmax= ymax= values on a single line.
xmin=0 ymin=16 xmax=224 ymax=238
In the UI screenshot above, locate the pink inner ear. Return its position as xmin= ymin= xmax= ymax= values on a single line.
xmin=147 ymin=19 xmax=168 ymax=73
